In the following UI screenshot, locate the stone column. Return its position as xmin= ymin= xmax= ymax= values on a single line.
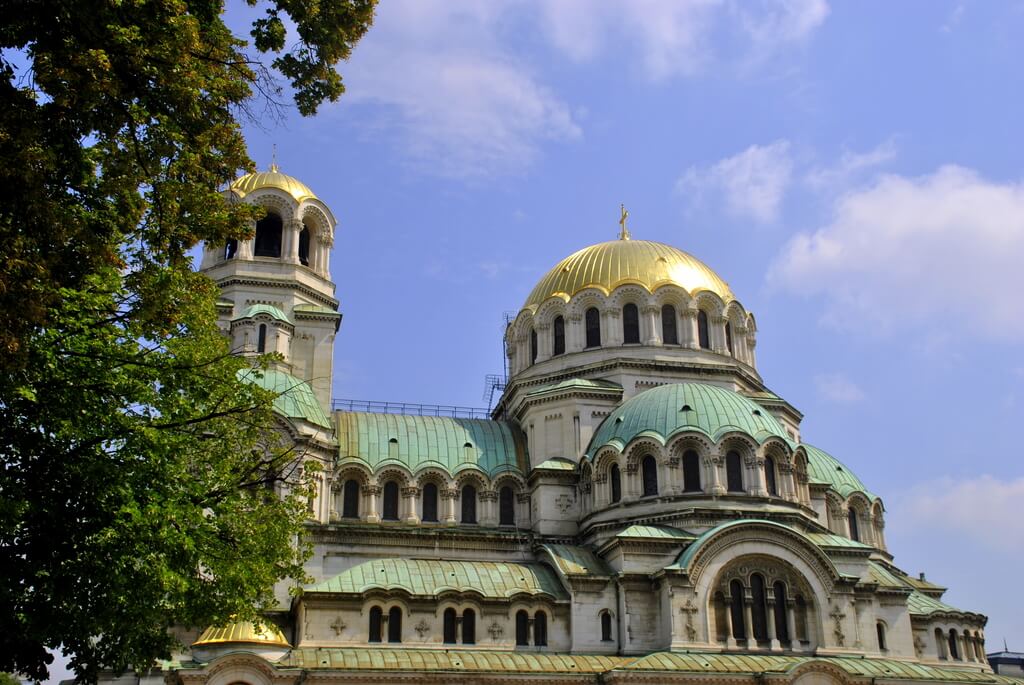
xmin=747 ymin=455 xmax=768 ymax=497
xmin=787 ymin=601 xmax=800 ymax=651
xmin=724 ymin=598 xmax=736 ymax=649
xmin=743 ymin=597 xmax=756 ymax=650
xmin=606 ymin=309 xmax=621 ymax=347
xmin=535 ymin=323 xmax=552 ymax=363
xmin=362 ymin=485 xmax=381 ymax=523
xmin=711 ymin=314 xmax=728 ymax=354
xmin=767 ymin=599 xmax=780 ymax=651
xmin=778 ymin=463 xmax=797 ymax=502
xmin=568 ymin=313 xmax=583 ymax=352
xmin=402 ymin=487 xmax=420 ymax=523
xmin=480 ymin=489 xmax=498 ymax=527
xmin=747 ymin=334 xmax=758 ymax=367
xmin=442 ymin=488 xmax=458 ymax=525
xmin=707 ymin=456 xmax=725 ymax=496
xmin=284 ymin=219 xmax=302 ymax=263
xmin=643 ymin=306 xmax=660 ymax=345
xmin=682 ymin=309 xmax=699 ymax=349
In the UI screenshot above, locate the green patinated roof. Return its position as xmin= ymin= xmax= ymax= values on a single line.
xmin=534 ymin=457 xmax=577 ymax=471
xmin=617 ymin=524 xmax=696 ymax=541
xmin=233 ymin=303 xmax=290 ymax=323
xmin=525 ymin=378 xmax=623 ymax=398
xmin=670 ymin=520 xmax=837 ymax=574
xmin=907 ymin=589 xmax=968 ymax=617
xmin=307 ymin=559 xmax=567 ymax=600
xmin=867 ymin=561 xmax=913 ymax=590
xmin=586 ymin=383 xmax=792 ymax=459
xmin=238 ymin=368 xmax=331 ymax=429
xmin=293 ymin=304 xmax=341 ymax=317
xmin=277 ymin=649 xmax=1019 ymax=683
xmin=805 ymin=532 xmax=873 ymax=551
xmin=804 ymin=443 xmax=878 ymax=501
xmin=540 ymin=544 xmax=613 ymax=577
xmin=335 ymin=412 xmax=528 ymax=477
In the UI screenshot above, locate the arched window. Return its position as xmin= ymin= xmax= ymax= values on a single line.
xmin=726 ymin=451 xmax=744 ymax=492
xmin=515 ymin=610 xmax=529 ymax=646
xmin=388 ymin=606 xmax=402 ymax=643
xmin=948 ymin=630 xmax=960 ymax=660
xmin=223 ymin=239 xmax=237 ymax=260
xmin=530 ymin=328 xmax=538 ymax=364
xmin=254 ymin=212 xmax=282 ymax=257
xmin=298 ymin=226 xmax=311 ymax=266
xmin=773 ymin=581 xmax=789 ymax=642
xmin=462 ymin=609 xmax=476 ymax=645
xmin=461 ymin=484 xmax=477 ymax=524
xmin=726 ymin=322 xmax=733 ymax=354
xmin=443 ymin=608 xmax=457 ymax=644
xmin=751 ymin=574 xmax=768 ymax=642
xmin=729 ymin=580 xmax=746 ymax=640
xmin=257 ymin=323 xmax=267 ymax=353
xmin=682 ymin=450 xmax=701 ymax=492
xmin=848 ymin=508 xmax=860 ymax=542
xmin=697 ymin=310 xmax=711 ymax=349
xmin=585 ymin=307 xmax=601 ymax=348
xmin=553 ymin=316 xmax=565 ymax=356
xmin=623 ymin=303 xmax=640 ymax=344
xmin=499 ymin=486 xmax=515 ymax=526
xmin=382 ymin=481 xmax=399 ymax=521
xmin=876 ymin=622 xmax=887 ymax=651
xmin=534 ymin=611 xmax=548 ymax=646
xmin=368 ymin=606 xmax=382 ymax=643
xmin=765 ymin=455 xmax=778 ymax=496
xmin=421 ymin=482 xmax=438 ymax=522
xmin=342 ymin=479 xmax=360 ymax=518
xmin=641 ymin=455 xmax=658 ymax=496
xmin=662 ymin=304 xmax=678 ymax=344
xmin=610 ymin=464 xmax=621 ymax=503
xmin=601 ymin=611 xmax=613 ymax=642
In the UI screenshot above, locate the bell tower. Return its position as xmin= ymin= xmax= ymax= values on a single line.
xmin=199 ymin=164 xmax=340 ymax=412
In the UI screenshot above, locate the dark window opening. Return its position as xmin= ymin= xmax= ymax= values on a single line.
xmin=610 ymin=464 xmax=621 ymax=503
xmin=499 ymin=486 xmax=515 ymax=526
xmin=461 ymin=484 xmax=477 ymax=524
xmin=601 ymin=612 xmax=612 ymax=642
xmin=698 ymin=310 xmax=711 ymax=349
xmin=683 ymin=450 xmax=701 ymax=492
xmin=443 ymin=608 xmax=457 ymax=644
xmin=848 ymin=508 xmax=860 ymax=542
xmin=623 ymin=303 xmax=640 ymax=344
xmin=726 ymin=451 xmax=744 ymax=492
xmin=534 ymin=611 xmax=548 ymax=646
xmin=223 ymin=239 xmax=237 ymax=260
xmin=751 ymin=574 xmax=768 ymax=642
xmin=641 ymin=455 xmax=658 ymax=496
xmin=298 ymin=226 xmax=311 ymax=266
xmin=254 ymin=212 xmax=282 ymax=258
xmin=368 ymin=606 xmax=382 ymax=643
xmin=422 ymin=482 xmax=438 ymax=522
xmin=877 ymin=622 xmax=887 ymax=651
xmin=530 ymin=328 xmax=538 ymax=364
xmin=585 ymin=307 xmax=601 ymax=348
xmin=388 ymin=606 xmax=402 ymax=643
xmin=515 ymin=610 xmax=529 ymax=646
xmin=729 ymin=580 xmax=746 ymax=640
xmin=462 ymin=609 xmax=476 ymax=645
xmin=257 ymin=324 xmax=267 ymax=353
xmin=726 ymin=322 xmax=734 ymax=354
xmin=382 ymin=481 xmax=399 ymax=521
xmin=662 ymin=304 xmax=678 ymax=344
xmin=774 ymin=581 xmax=789 ymax=642
xmin=949 ymin=630 xmax=960 ymax=660
xmin=342 ymin=479 xmax=360 ymax=518
xmin=765 ymin=456 xmax=778 ymax=496
xmin=553 ymin=316 xmax=565 ymax=356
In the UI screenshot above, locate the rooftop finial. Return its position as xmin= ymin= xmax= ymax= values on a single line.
xmin=619 ymin=204 xmax=631 ymax=240
xmin=269 ymin=144 xmax=279 ymax=173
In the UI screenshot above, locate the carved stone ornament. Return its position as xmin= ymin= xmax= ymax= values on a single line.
xmin=415 ymin=619 xmax=431 ymax=638
xmin=488 ymin=622 xmax=504 ymax=640
xmin=330 ymin=616 xmax=347 ymax=636
xmin=680 ymin=598 xmax=699 ymax=641
xmin=830 ymin=604 xmax=846 ymax=646
xmin=555 ymin=493 xmax=574 ymax=513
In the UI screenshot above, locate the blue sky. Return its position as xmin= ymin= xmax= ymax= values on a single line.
xmin=231 ymin=0 xmax=1024 ymax=651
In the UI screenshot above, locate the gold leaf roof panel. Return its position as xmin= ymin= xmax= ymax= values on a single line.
xmin=522 ymin=239 xmax=734 ymax=311
xmin=230 ymin=164 xmax=319 ymax=203
xmin=192 ymin=619 xmax=291 ymax=648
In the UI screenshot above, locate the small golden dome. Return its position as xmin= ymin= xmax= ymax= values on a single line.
xmin=522 ymin=238 xmax=734 ymax=311
xmin=230 ymin=164 xmax=318 ymax=203
xmin=192 ymin=619 xmax=291 ymax=649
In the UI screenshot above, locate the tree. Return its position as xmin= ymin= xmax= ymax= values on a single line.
xmin=0 ymin=1 xmax=376 ymax=681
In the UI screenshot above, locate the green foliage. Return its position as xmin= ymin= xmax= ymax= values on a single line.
xmin=0 ymin=0 xmax=375 ymax=682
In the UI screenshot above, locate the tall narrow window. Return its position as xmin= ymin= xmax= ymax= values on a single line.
xmin=342 ymin=479 xmax=360 ymax=518
xmin=553 ymin=316 xmax=565 ymax=356
xmin=726 ymin=451 xmax=744 ymax=492
xmin=848 ymin=508 xmax=860 ymax=542
xmin=443 ymin=608 xmax=457 ymax=644
xmin=388 ymin=606 xmax=402 ymax=643
xmin=935 ymin=628 xmax=946 ymax=659
xmin=530 ymin=328 xmax=538 ymax=364
xmin=948 ymin=630 xmax=960 ymax=660
xmin=729 ymin=580 xmax=746 ymax=640
xmin=585 ymin=307 xmax=601 ymax=348
xmin=765 ymin=456 xmax=778 ymax=496
xmin=725 ymin=322 xmax=733 ymax=354
xmin=774 ymin=581 xmax=789 ymax=642
xmin=298 ymin=226 xmax=311 ymax=266
xmin=601 ymin=612 xmax=612 ymax=641
xmin=623 ymin=303 xmax=640 ymax=344
xmin=683 ymin=450 xmax=701 ymax=492
xmin=382 ymin=481 xmax=399 ymax=521
xmin=641 ymin=455 xmax=658 ymax=496
xmin=253 ymin=212 xmax=282 ymax=257
xmin=534 ymin=611 xmax=548 ymax=646
xmin=662 ymin=304 xmax=678 ymax=344
xmin=257 ymin=324 xmax=267 ymax=353
xmin=876 ymin=622 xmax=887 ymax=651
xmin=515 ymin=610 xmax=529 ymax=646
xmin=461 ymin=484 xmax=477 ymax=524
xmin=499 ymin=486 xmax=515 ymax=526
xmin=368 ymin=606 xmax=382 ymax=643
xmin=698 ymin=310 xmax=711 ymax=349
xmin=462 ymin=609 xmax=476 ymax=644
xmin=223 ymin=239 xmax=237 ymax=260
xmin=751 ymin=574 xmax=768 ymax=642
xmin=610 ymin=464 xmax=621 ymax=503
xmin=421 ymin=482 xmax=438 ymax=522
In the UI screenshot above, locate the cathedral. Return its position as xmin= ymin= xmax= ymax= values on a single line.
xmin=164 ymin=165 xmax=1010 ymax=685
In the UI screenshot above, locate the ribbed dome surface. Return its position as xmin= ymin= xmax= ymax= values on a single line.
xmin=585 ymin=383 xmax=789 ymax=458
xmin=523 ymin=239 xmax=734 ymax=311
xmin=192 ymin=619 xmax=291 ymax=648
xmin=230 ymin=165 xmax=318 ymax=203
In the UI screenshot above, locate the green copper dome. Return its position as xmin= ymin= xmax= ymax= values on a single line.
xmin=803 ymin=443 xmax=877 ymax=501
xmin=585 ymin=383 xmax=791 ymax=459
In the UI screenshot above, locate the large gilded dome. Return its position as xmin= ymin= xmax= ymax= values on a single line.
xmin=522 ymin=238 xmax=734 ymax=311
xmin=230 ymin=164 xmax=319 ymax=203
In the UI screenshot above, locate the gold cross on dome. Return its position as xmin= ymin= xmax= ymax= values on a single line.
xmin=619 ymin=204 xmax=631 ymax=240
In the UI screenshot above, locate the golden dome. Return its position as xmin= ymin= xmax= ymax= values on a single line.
xmin=192 ymin=619 xmax=291 ymax=648
xmin=230 ymin=164 xmax=318 ymax=203
xmin=522 ymin=238 xmax=734 ymax=311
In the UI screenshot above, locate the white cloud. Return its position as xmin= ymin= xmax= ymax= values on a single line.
xmin=804 ymin=139 xmax=898 ymax=190
xmin=769 ymin=165 xmax=1024 ymax=341
xmin=677 ymin=140 xmax=793 ymax=223
xmin=814 ymin=372 xmax=865 ymax=403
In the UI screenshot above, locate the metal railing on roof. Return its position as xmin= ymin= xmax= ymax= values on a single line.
xmin=331 ymin=398 xmax=492 ymax=419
